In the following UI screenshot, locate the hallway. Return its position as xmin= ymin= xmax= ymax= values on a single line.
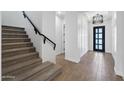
xmin=54 ymin=51 xmax=123 ymax=81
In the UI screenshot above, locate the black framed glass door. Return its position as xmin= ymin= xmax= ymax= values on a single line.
xmin=93 ymin=26 xmax=105 ymax=52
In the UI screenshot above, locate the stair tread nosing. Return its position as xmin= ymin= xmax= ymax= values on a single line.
xmin=2 ymin=47 xmax=35 ymax=53
xmin=2 ymin=38 xmax=30 ymax=42
xmin=2 ymin=38 xmax=30 ymax=40
xmin=2 ymin=58 xmax=42 ymax=74
xmin=2 ymin=52 xmax=38 ymax=62
xmin=14 ymin=62 xmax=54 ymax=80
xmin=27 ymin=65 xmax=62 ymax=81
xmin=2 ymin=33 xmax=28 ymax=38
xmin=2 ymin=29 xmax=26 ymax=34
xmin=2 ymin=42 xmax=32 ymax=45
xmin=2 ymin=42 xmax=33 ymax=50
xmin=2 ymin=28 xmax=25 ymax=31
xmin=2 ymin=38 xmax=30 ymax=43
xmin=2 ymin=25 xmax=25 ymax=30
xmin=2 ymin=33 xmax=27 ymax=35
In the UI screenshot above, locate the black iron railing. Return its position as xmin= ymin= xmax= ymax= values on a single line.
xmin=22 ymin=11 xmax=56 ymax=50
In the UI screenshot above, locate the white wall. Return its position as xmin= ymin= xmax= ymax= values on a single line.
xmin=88 ymin=19 xmax=113 ymax=53
xmin=24 ymin=11 xmax=43 ymax=58
xmin=55 ymin=15 xmax=63 ymax=55
xmin=42 ymin=11 xmax=56 ymax=63
xmin=0 ymin=12 xmax=1 ymax=80
xmin=114 ymin=12 xmax=124 ymax=77
xmin=78 ymin=14 xmax=88 ymax=57
xmin=62 ymin=21 xmax=65 ymax=53
xmin=2 ymin=11 xmax=25 ymax=27
xmin=65 ymin=12 xmax=80 ymax=63
xmin=65 ymin=12 xmax=89 ymax=63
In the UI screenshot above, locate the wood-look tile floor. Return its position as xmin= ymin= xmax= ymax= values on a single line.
xmin=54 ymin=51 xmax=123 ymax=81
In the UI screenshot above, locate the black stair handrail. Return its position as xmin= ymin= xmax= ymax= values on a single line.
xmin=22 ymin=11 xmax=56 ymax=50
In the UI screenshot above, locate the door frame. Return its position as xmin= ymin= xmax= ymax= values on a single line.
xmin=93 ymin=26 xmax=105 ymax=52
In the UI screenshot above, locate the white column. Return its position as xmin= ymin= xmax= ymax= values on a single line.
xmin=42 ymin=11 xmax=56 ymax=63
xmin=78 ymin=14 xmax=88 ymax=57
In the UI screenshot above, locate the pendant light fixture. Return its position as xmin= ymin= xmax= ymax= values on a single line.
xmin=93 ymin=14 xmax=103 ymax=24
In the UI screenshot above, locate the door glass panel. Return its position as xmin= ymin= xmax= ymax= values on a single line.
xmin=95 ymin=45 xmax=98 ymax=49
xmin=99 ymin=45 xmax=102 ymax=50
xmin=99 ymin=28 xmax=102 ymax=33
xmin=99 ymin=39 xmax=102 ymax=44
xmin=96 ymin=34 xmax=98 ymax=38
xmin=95 ymin=29 xmax=98 ymax=33
xmin=95 ymin=39 xmax=98 ymax=44
xmin=99 ymin=34 xmax=102 ymax=38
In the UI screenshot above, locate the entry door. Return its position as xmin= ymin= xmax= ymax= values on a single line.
xmin=93 ymin=26 xmax=105 ymax=52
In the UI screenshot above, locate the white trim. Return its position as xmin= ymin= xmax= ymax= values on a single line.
xmin=65 ymin=57 xmax=79 ymax=63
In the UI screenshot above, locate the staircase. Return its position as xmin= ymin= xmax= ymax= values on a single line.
xmin=2 ymin=25 xmax=62 ymax=81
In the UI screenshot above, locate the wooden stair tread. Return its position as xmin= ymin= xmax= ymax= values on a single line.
xmin=2 ymin=62 xmax=42 ymax=81
xmin=2 ymin=42 xmax=33 ymax=50
xmin=2 ymin=33 xmax=28 ymax=38
xmin=2 ymin=30 xmax=26 ymax=34
xmin=3 ymin=52 xmax=38 ymax=62
xmin=14 ymin=62 xmax=53 ymax=80
xmin=2 ymin=25 xmax=25 ymax=30
xmin=2 ymin=47 xmax=34 ymax=53
xmin=2 ymin=42 xmax=32 ymax=46
xmin=3 ymin=58 xmax=42 ymax=75
xmin=2 ymin=38 xmax=29 ymax=40
xmin=2 ymin=33 xmax=26 ymax=35
xmin=2 ymin=38 xmax=30 ymax=43
xmin=2 ymin=29 xmax=25 ymax=32
xmin=26 ymin=65 xmax=62 ymax=81
xmin=2 ymin=29 xmax=26 ymax=33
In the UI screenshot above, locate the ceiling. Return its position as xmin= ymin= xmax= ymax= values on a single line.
xmin=78 ymin=11 xmax=114 ymax=22
xmin=56 ymin=11 xmax=114 ymax=21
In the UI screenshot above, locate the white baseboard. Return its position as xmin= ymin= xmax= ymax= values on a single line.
xmin=64 ymin=57 xmax=79 ymax=63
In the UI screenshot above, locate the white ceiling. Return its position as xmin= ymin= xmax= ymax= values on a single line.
xmin=85 ymin=11 xmax=113 ymax=21
xmin=56 ymin=11 xmax=114 ymax=21
xmin=56 ymin=11 xmax=65 ymax=19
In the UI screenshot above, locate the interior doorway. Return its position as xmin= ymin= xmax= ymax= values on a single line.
xmin=55 ymin=12 xmax=65 ymax=57
xmin=93 ymin=26 xmax=105 ymax=52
